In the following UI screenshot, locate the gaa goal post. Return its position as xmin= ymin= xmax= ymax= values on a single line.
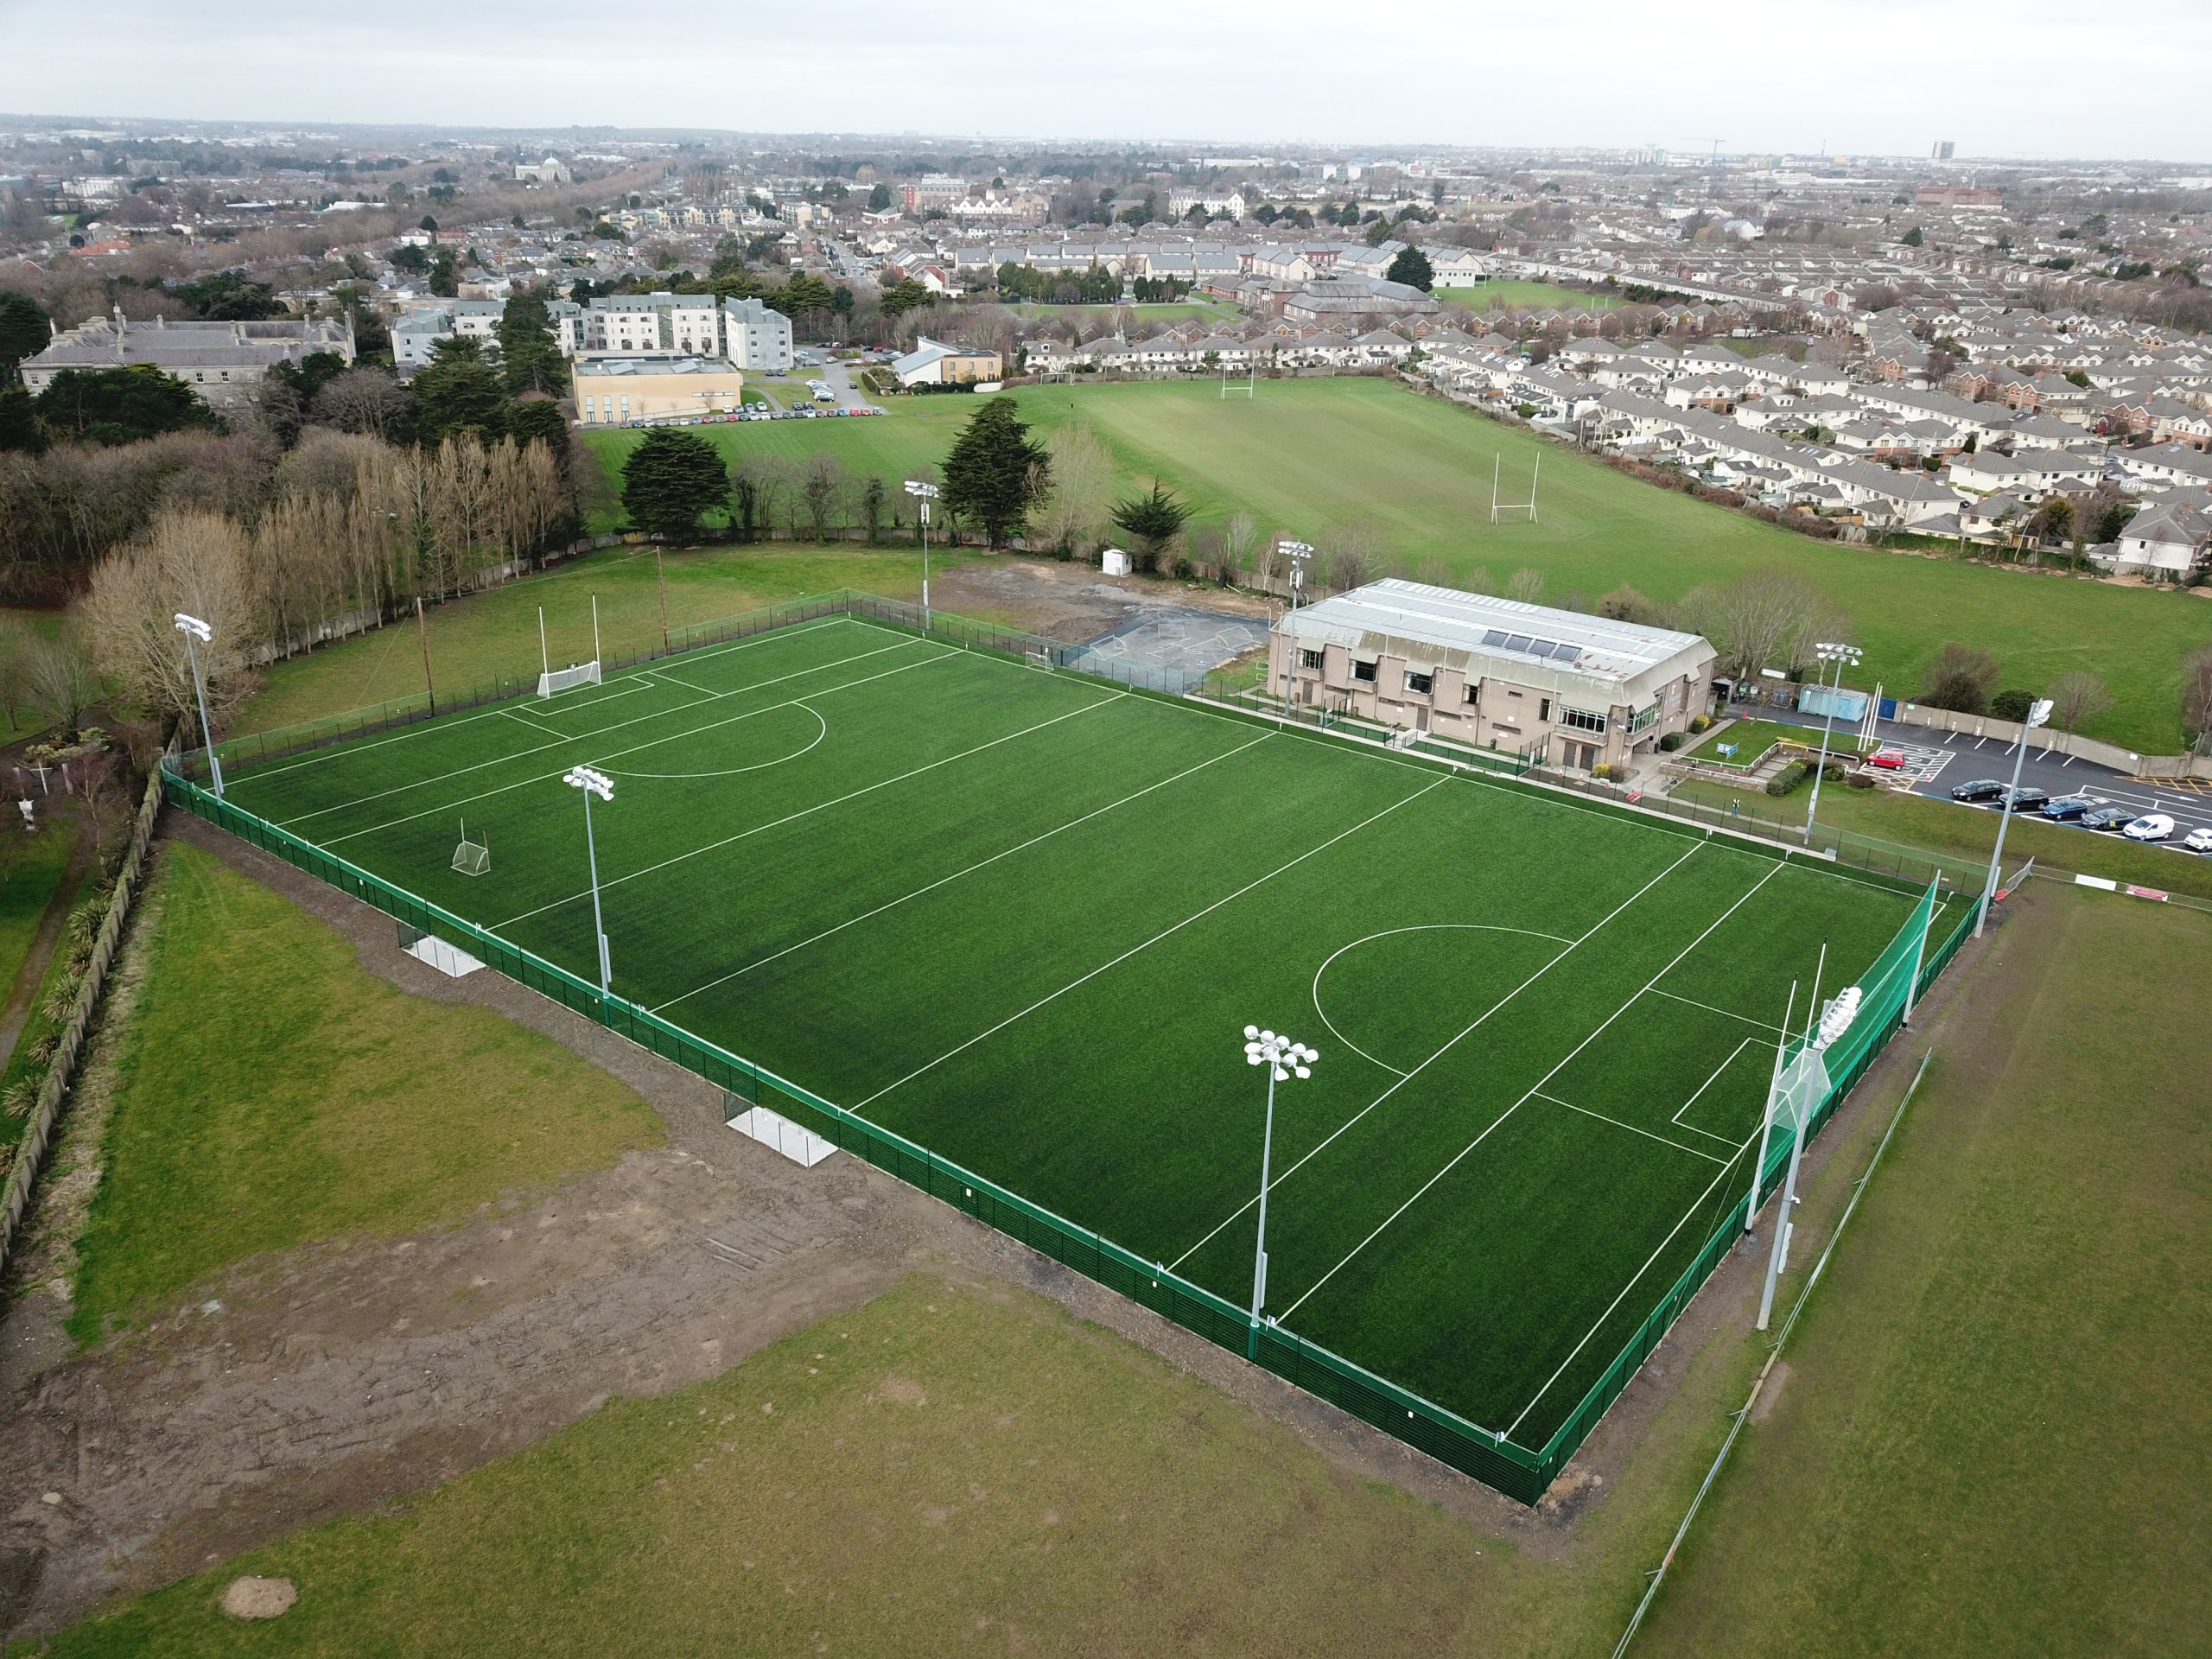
xmin=537 ymin=596 xmax=604 ymax=698
xmin=451 ymin=817 xmax=490 ymax=876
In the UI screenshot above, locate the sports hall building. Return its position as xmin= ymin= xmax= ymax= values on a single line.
xmin=1268 ymin=578 xmax=1718 ymax=772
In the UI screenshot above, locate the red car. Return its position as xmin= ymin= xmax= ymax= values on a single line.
xmin=1865 ymin=747 xmax=1905 ymax=771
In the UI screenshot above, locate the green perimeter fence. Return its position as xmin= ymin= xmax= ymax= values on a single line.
xmin=165 ymin=595 xmax=1979 ymax=1503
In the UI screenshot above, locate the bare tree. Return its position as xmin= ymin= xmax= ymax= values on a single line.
xmin=21 ymin=624 xmax=101 ymax=736
xmin=81 ymin=509 xmax=258 ymax=733
xmin=801 ymin=453 xmax=849 ymax=543
xmin=312 ymin=367 xmax=413 ymax=442
xmin=2046 ymin=670 xmax=2112 ymax=735
xmin=1037 ymin=423 xmax=1113 ymax=554
xmin=1220 ymin=510 xmax=1260 ymax=579
xmin=1675 ymin=571 xmax=1846 ymax=682
xmin=2183 ymin=644 xmax=2212 ymax=755
xmin=1503 ymin=567 xmax=1547 ymax=604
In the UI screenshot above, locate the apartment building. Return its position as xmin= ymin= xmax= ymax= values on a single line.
xmin=721 ymin=296 xmax=794 ymax=372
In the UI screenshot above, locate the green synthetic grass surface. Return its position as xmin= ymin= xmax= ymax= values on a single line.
xmin=211 ymin=617 xmax=1931 ymax=1449
xmin=579 ymin=378 xmax=2212 ymax=752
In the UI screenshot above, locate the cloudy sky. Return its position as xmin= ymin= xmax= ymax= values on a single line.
xmin=2 ymin=0 xmax=2204 ymax=162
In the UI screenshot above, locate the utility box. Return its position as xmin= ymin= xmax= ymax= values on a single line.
xmin=1102 ymin=548 xmax=1133 ymax=577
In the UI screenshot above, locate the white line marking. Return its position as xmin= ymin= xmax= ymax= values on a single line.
xmin=1275 ymin=861 xmax=1783 ymax=1325
xmin=603 ymin=704 xmax=828 ymax=779
xmin=318 ymin=648 xmax=963 ymax=849
xmin=1649 ymin=987 xmax=1789 ymax=1035
xmin=1308 ymin=924 xmax=1575 ymax=1077
xmin=1532 ymin=1093 xmax=1730 ymax=1165
xmin=852 ymin=776 xmax=1452 ymax=1113
xmin=1503 ymin=1137 xmax=1756 ymax=1440
xmin=1167 ymin=839 xmax=1708 ymax=1274
xmin=1669 ymin=1038 xmax=1757 ymax=1143
xmin=652 ymin=729 xmax=1276 ymax=1014
xmin=493 ymin=689 xmax=1137 ymax=929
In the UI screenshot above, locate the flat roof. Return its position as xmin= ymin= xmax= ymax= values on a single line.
xmin=572 ymin=355 xmax=739 ymax=378
xmin=1281 ymin=578 xmax=1712 ymax=690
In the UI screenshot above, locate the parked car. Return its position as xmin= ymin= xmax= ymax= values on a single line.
xmin=2122 ymin=814 xmax=2176 ymax=842
xmin=2040 ymin=795 xmax=2094 ymax=821
xmin=2184 ymin=826 xmax=2212 ymax=854
xmin=1866 ymin=747 xmax=1904 ymax=771
xmin=2001 ymin=787 xmax=2050 ymax=814
xmin=2080 ymin=806 xmax=2135 ymax=832
xmin=1949 ymin=779 xmax=2006 ymax=803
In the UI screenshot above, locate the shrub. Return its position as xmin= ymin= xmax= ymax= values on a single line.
xmin=1847 ymin=770 xmax=1878 ymax=790
xmin=1658 ymin=731 xmax=1685 ymax=753
xmin=1922 ymin=642 xmax=1999 ymax=715
xmin=1991 ymin=688 xmax=2035 ymax=722
xmin=1764 ymin=759 xmax=1809 ymax=797
xmin=1688 ymin=714 xmax=1712 ymax=734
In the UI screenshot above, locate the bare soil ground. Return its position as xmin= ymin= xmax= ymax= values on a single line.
xmin=931 ymin=556 xmax=1272 ymax=645
xmin=0 ymin=809 xmax=1991 ymax=1641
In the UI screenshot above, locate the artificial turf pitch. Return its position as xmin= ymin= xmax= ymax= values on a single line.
xmin=213 ymin=614 xmax=1931 ymax=1452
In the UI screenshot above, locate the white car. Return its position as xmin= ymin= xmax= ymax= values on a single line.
xmin=2184 ymin=826 xmax=2212 ymax=854
xmin=2121 ymin=813 xmax=2176 ymax=842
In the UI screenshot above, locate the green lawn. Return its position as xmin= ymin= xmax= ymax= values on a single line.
xmin=1439 ymin=281 xmax=1625 ymax=313
xmin=1 ymin=815 xmax=84 ymax=1140
xmin=238 ymin=546 xmax=955 ymax=738
xmin=65 ymin=842 xmax=664 ymax=1340
xmin=1637 ymin=886 xmax=2212 ymax=1657
xmin=195 ymin=614 xmax=1935 ymax=1470
xmin=580 ymin=378 xmax=2212 ymax=751
xmin=1007 ymin=299 xmax=1242 ymax=327
xmin=1685 ymin=718 xmax=1822 ymax=769
xmin=0 ymin=607 xmax=66 ymax=745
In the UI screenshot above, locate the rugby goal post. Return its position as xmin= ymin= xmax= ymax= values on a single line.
xmin=536 ymin=597 xmax=604 ymax=697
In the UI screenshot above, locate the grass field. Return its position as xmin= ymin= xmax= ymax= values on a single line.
xmin=579 ymin=378 xmax=2212 ymax=751
xmin=197 ymin=614 xmax=1941 ymax=1457
xmin=1439 ymin=281 xmax=1625 ymax=313
xmin=66 ymin=842 xmax=663 ymax=1340
xmin=1007 ymin=299 xmax=1243 ymax=327
xmin=1637 ymin=887 xmax=2212 ymax=1657
xmin=1686 ymin=718 xmax=1821 ymax=769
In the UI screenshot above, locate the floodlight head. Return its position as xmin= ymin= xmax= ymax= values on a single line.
xmin=2025 ymin=698 xmax=2054 ymax=730
xmin=1244 ymin=1024 xmax=1259 ymax=1039
xmin=903 ymin=479 xmax=939 ymax=499
xmin=1281 ymin=540 xmax=1313 ymax=562
xmin=563 ymin=765 xmax=614 ymax=802
xmin=173 ymin=613 xmax=213 ymax=643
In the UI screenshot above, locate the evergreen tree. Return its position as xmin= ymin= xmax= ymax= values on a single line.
xmin=411 ymin=336 xmax=506 ymax=443
xmin=1385 ymin=246 xmax=1434 ymax=291
xmin=33 ymin=365 xmax=219 ymax=446
xmin=941 ymin=399 xmax=1050 ymax=548
xmin=621 ymin=429 xmax=729 ymax=540
xmin=496 ymin=290 xmax=565 ymax=396
xmin=0 ymin=290 xmax=51 ymax=378
xmin=1109 ymin=481 xmax=1195 ymax=572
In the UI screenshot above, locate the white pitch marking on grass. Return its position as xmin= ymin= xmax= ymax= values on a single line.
xmin=1308 ymin=925 xmax=1576 ymax=1078
xmin=1531 ymin=1092 xmax=1732 ymax=1165
xmin=1167 ymin=838 xmax=1709 ymax=1275
xmin=240 ymin=616 xmax=856 ymax=785
xmin=493 ymin=689 xmax=1139 ymax=930
xmin=312 ymin=647 xmax=961 ymax=848
xmin=1648 ymin=986 xmax=1790 ymax=1036
xmin=650 ymin=729 xmax=1278 ymax=1016
xmin=601 ymin=704 xmax=828 ymax=780
xmin=1274 ymin=860 xmax=1783 ymax=1326
xmin=849 ymin=776 xmax=1452 ymax=1114
xmin=282 ymin=635 xmax=926 ymax=830
xmin=644 ymin=667 xmax=715 ymax=695
xmin=1502 ymin=1129 xmax=1759 ymax=1442
xmin=1670 ymin=1038 xmax=1757 ymax=1145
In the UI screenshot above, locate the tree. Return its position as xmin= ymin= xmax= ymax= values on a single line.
xmin=81 ymin=508 xmax=257 ymax=733
xmin=1109 ymin=480 xmax=1194 ymax=572
xmin=1385 ymin=246 xmax=1434 ymax=291
xmin=0 ymin=291 xmax=49 ymax=378
xmin=312 ymin=366 xmax=413 ymax=442
xmin=505 ymin=395 xmax=572 ymax=488
xmin=2046 ymin=670 xmax=2111 ymax=734
xmin=800 ymin=453 xmax=847 ymax=542
xmin=1503 ymin=567 xmax=1546 ymax=603
xmin=1676 ymin=570 xmax=1845 ymax=682
xmin=880 ymin=278 xmax=934 ymax=320
xmin=20 ymin=623 xmax=99 ymax=736
xmin=941 ymin=398 xmax=1050 ymax=548
xmin=868 ymin=182 xmax=893 ymax=212
xmin=1921 ymin=642 xmax=1999 ymax=715
xmin=496 ymin=290 xmax=564 ymax=396
xmin=411 ymin=337 xmax=506 ymax=445
xmin=1220 ymin=510 xmax=1260 ymax=580
xmin=1037 ymin=423 xmax=1113 ymax=553
xmin=620 ymin=429 xmax=728 ymax=540
xmin=1900 ymin=226 xmax=1923 ymax=247
xmin=33 ymin=365 xmax=219 ymax=447
xmin=860 ymin=474 xmax=886 ymax=543
xmin=2183 ymin=644 xmax=2212 ymax=755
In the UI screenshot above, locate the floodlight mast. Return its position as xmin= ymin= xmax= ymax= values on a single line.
xmin=904 ymin=480 xmax=940 ymax=632
xmin=1802 ymin=642 xmax=1864 ymax=846
xmin=173 ymin=613 xmax=224 ymax=798
xmin=563 ymin=765 xmax=616 ymax=997
xmin=1278 ymin=542 xmax=1314 ymax=717
xmin=1242 ymin=1023 xmax=1317 ymax=1359
xmin=1974 ymin=697 xmax=2052 ymax=938
xmin=1758 ymin=944 xmax=1832 ymax=1332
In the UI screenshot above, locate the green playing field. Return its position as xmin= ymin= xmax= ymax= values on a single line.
xmin=192 ymin=612 xmax=1942 ymax=1460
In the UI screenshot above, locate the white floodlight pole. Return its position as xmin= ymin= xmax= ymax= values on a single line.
xmin=563 ymin=765 xmax=616 ymax=997
xmin=1758 ymin=943 xmax=1824 ymax=1332
xmin=1974 ymin=697 xmax=2052 ymax=939
xmin=1278 ymin=541 xmax=1313 ymax=717
xmin=173 ymin=613 xmax=224 ymax=798
xmin=904 ymin=480 xmax=940 ymax=631
xmin=1242 ymin=1024 xmax=1316 ymax=1360
xmin=1802 ymin=642 xmax=1862 ymax=846
xmin=1744 ymin=979 xmax=1797 ymax=1233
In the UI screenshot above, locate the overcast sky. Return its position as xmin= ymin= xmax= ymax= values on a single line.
xmin=2 ymin=0 xmax=2205 ymax=164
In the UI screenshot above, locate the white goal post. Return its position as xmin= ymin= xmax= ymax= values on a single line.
xmin=536 ymin=661 xmax=602 ymax=697
xmin=451 ymin=817 xmax=490 ymax=876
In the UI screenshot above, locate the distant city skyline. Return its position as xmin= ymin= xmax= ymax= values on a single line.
xmin=0 ymin=0 xmax=2204 ymax=166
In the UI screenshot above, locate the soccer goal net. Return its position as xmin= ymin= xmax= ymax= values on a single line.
xmin=451 ymin=820 xmax=490 ymax=876
xmin=537 ymin=661 xmax=602 ymax=698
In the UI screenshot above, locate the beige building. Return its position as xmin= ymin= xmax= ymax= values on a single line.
xmin=572 ymin=356 xmax=745 ymax=426
xmin=1270 ymin=579 xmax=1717 ymax=772
xmin=889 ymin=336 xmax=1002 ymax=387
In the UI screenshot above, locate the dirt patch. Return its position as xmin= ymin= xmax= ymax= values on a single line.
xmin=871 ymin=1373 xmax=929 ymax=1407
xmin=220 ymin=1575 xmax=296 ymax=1619
xmin=1751 ymin=1360 xmax=1792 ymax=1423
xmin=931 ymin=556 xmax=1271 ymax=645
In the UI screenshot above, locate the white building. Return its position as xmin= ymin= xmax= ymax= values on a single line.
xmin=721 ymin=296 xmax=794 ymax=372
xmin=585 ymin=292 xmax=723 ymax=356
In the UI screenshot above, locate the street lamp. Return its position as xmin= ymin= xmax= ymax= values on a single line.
xmin=1278 ymin=540 xmax=1314 ymax=717
xmin=1974 ymin=696 xmax=2052 ymax=939
xmin=1756 ymin=948 xmax=1861 ymax=1331
xmin=173 ymin=613 xmax=224 ymax=798
xmin=1242 ymin=1024 xmax=1317 ymax=1358
xmin=1802 ymin=641 xmax=1863 ymax=845
xmin=903 ymin=479 xmax=940 ymax=631
xmin=563 ymin=765 xmax=616 ymax=997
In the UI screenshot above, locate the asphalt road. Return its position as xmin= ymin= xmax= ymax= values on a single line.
xmin=1747 ymin=705 xmax=2212 ymax=857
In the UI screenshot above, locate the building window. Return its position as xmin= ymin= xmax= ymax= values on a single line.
xmin=1629 ymin=703 xmax=1662 ymax=734
xmin=1464 ymin=683 xmax=1479 ymax=706
xmin=1539 ymin=698 xmax=1552 ymax=722
xmin=1405 ymin=671 xmax=1433 ymax=696
xmin=1561 ymin=706 xmax=1607 ymax=734
xmin=1353 ymin=660 xmax=1378 ymax=684
xmin=1300 ymin=649 xmax=1322 ymax=671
